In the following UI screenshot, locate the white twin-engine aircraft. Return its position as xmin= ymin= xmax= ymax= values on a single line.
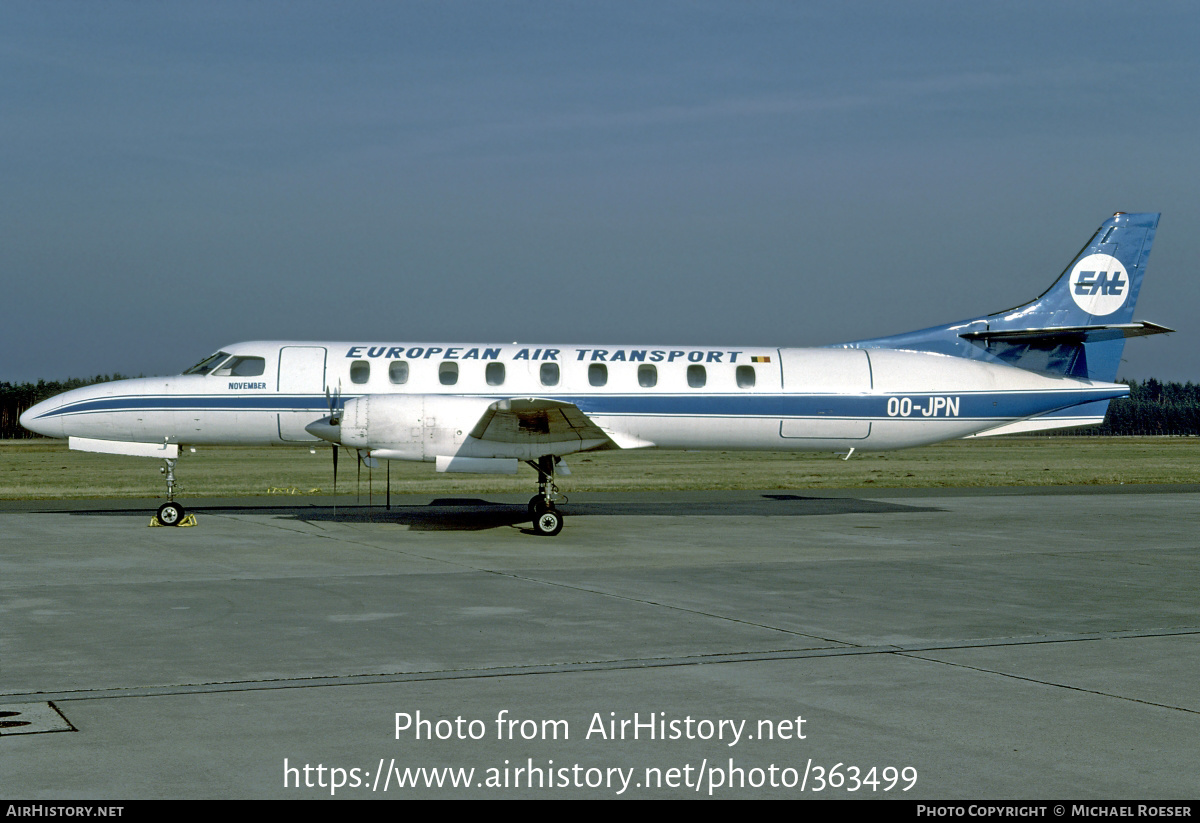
xmin=22 ymin=212 xmax=1171 ymax=535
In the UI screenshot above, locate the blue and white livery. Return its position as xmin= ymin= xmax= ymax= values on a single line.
xmin=21 ymin=212 xmax=1171 ymax=534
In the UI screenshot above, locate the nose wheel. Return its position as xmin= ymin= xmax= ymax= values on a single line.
xmin=156 ymin=501 xmax=186 ymax=526
xmin=525 ymin=455 xmax=567 ymax=536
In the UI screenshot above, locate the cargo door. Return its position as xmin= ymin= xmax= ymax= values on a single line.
xmin=778 ymin=349 xmax=872 ymax=440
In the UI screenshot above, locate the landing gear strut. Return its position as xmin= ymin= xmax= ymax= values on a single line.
xmin=525 ymin=455 xmax=566 ymax=536
xmin=156 ymin=458 xmax=186 ymax=526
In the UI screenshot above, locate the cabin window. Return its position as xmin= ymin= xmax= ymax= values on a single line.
xmin=439 ymin=362 xmax=459 ymax=386
xmin=589 ymin=363 xmax=608 ymax=387
xmin=350 ymin=360 xmax=370 ymax=384
xmin=388 ymin=361 xmax=409 ymax=384
xmin=638 ymin=364 xmax=657 ymax=388
xmin=687 ymin=364 xmax=706 ymax=388
xmin=213 ymin=356 xmax=266 ymax=378
xmin=486 ymin=362 xmax=505 ymax=386
xmin=736 ymin=365 xmax=756 ymax=388
xmin=540 ymin=362 xmax=560 ymax=386
xmin=184 ymin=351 xmax=230 ymax=375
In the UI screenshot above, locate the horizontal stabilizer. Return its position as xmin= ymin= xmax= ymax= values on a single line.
xmin=960 ymin=321 xmax=1174 ymax=345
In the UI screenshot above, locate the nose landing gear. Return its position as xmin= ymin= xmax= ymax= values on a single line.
xmin=155 ymin=458 xmax=187 ymax=526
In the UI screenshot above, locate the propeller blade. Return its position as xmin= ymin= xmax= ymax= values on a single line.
xmin=325 ymin=382 xmax=343 ymax=424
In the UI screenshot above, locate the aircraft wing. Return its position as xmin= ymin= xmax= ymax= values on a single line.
xmin=467 ymin=397 xmax=622 ymax=450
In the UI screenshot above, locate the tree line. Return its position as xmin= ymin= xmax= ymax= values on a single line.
xmin=1081 ymin=378 xmax=1200 ymax=437
xmin=2 ymin=375 xmax=1200 ymax=439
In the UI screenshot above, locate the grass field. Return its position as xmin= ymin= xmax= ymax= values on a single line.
xmin=1 ymin=436 xmax=1198 ymax=500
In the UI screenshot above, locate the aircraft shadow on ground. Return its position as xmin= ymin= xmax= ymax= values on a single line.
xmin=54 ymin=494 xmax=944 ymax=532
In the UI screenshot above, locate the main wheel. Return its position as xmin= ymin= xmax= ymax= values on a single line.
xmin=532 ymin=508 xmax=564 ymax=536
xmin=528 ymin=494 xmax=549 ymax=517
xmin=156 ymin=502 xmax=185 ymax=526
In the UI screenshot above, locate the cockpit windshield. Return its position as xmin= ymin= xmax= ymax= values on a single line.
xmin=183 ymin=351 xmax=230 ymax=375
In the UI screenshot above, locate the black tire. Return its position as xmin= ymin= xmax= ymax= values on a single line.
xmin=532 ymin=508 xmax=563 ymax=536
xmin=157 ymin=502 xmax=185 ymax=526
xmin=528 ymin=495 xmax=548 ymax=517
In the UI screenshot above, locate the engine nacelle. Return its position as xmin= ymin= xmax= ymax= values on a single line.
xmin=337 ymin=394 xmax=496 ymax=461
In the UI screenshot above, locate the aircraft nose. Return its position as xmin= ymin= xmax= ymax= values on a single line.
xmin=19 ymin=397 xmax=66 ymax=438
xmin=305 ymin=416 xmax=342 ymax=444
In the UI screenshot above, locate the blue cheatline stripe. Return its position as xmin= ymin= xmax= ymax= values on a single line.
xmin=35 ymin=394 xmax=333 ymax=417
xmin=33 ymin=387 xmax=1127 ymax=422
xmin=567 ymin=389 xmax=1126 ymax=420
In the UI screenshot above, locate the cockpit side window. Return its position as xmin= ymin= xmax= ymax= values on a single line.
xmin=184 ymin=352 xmax=231 ymax=375
xmin=213 ymin=356 xmax=266 ymax=377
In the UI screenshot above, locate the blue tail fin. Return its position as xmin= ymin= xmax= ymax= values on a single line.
xmin=840 ymin=212 xmax=1168 ymax=382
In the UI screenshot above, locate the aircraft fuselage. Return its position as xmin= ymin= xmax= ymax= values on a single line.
xmin=20 ymin=341 xmax=1127 ymax=458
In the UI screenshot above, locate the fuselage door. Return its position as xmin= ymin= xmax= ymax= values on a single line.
xmin=277 ymin=346 xmax=328 ymax=441
xmin=778 ymin=348 xmax=873 ymax=440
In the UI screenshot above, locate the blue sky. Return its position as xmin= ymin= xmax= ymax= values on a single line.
xmin=3 ymin=1 xmax=1198 ymax=382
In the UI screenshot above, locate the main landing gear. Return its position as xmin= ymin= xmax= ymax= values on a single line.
xmin=525 ymin=455 xmax=566 ymax=536
xmin=155 ymin=458 xmax=187 ymax=526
